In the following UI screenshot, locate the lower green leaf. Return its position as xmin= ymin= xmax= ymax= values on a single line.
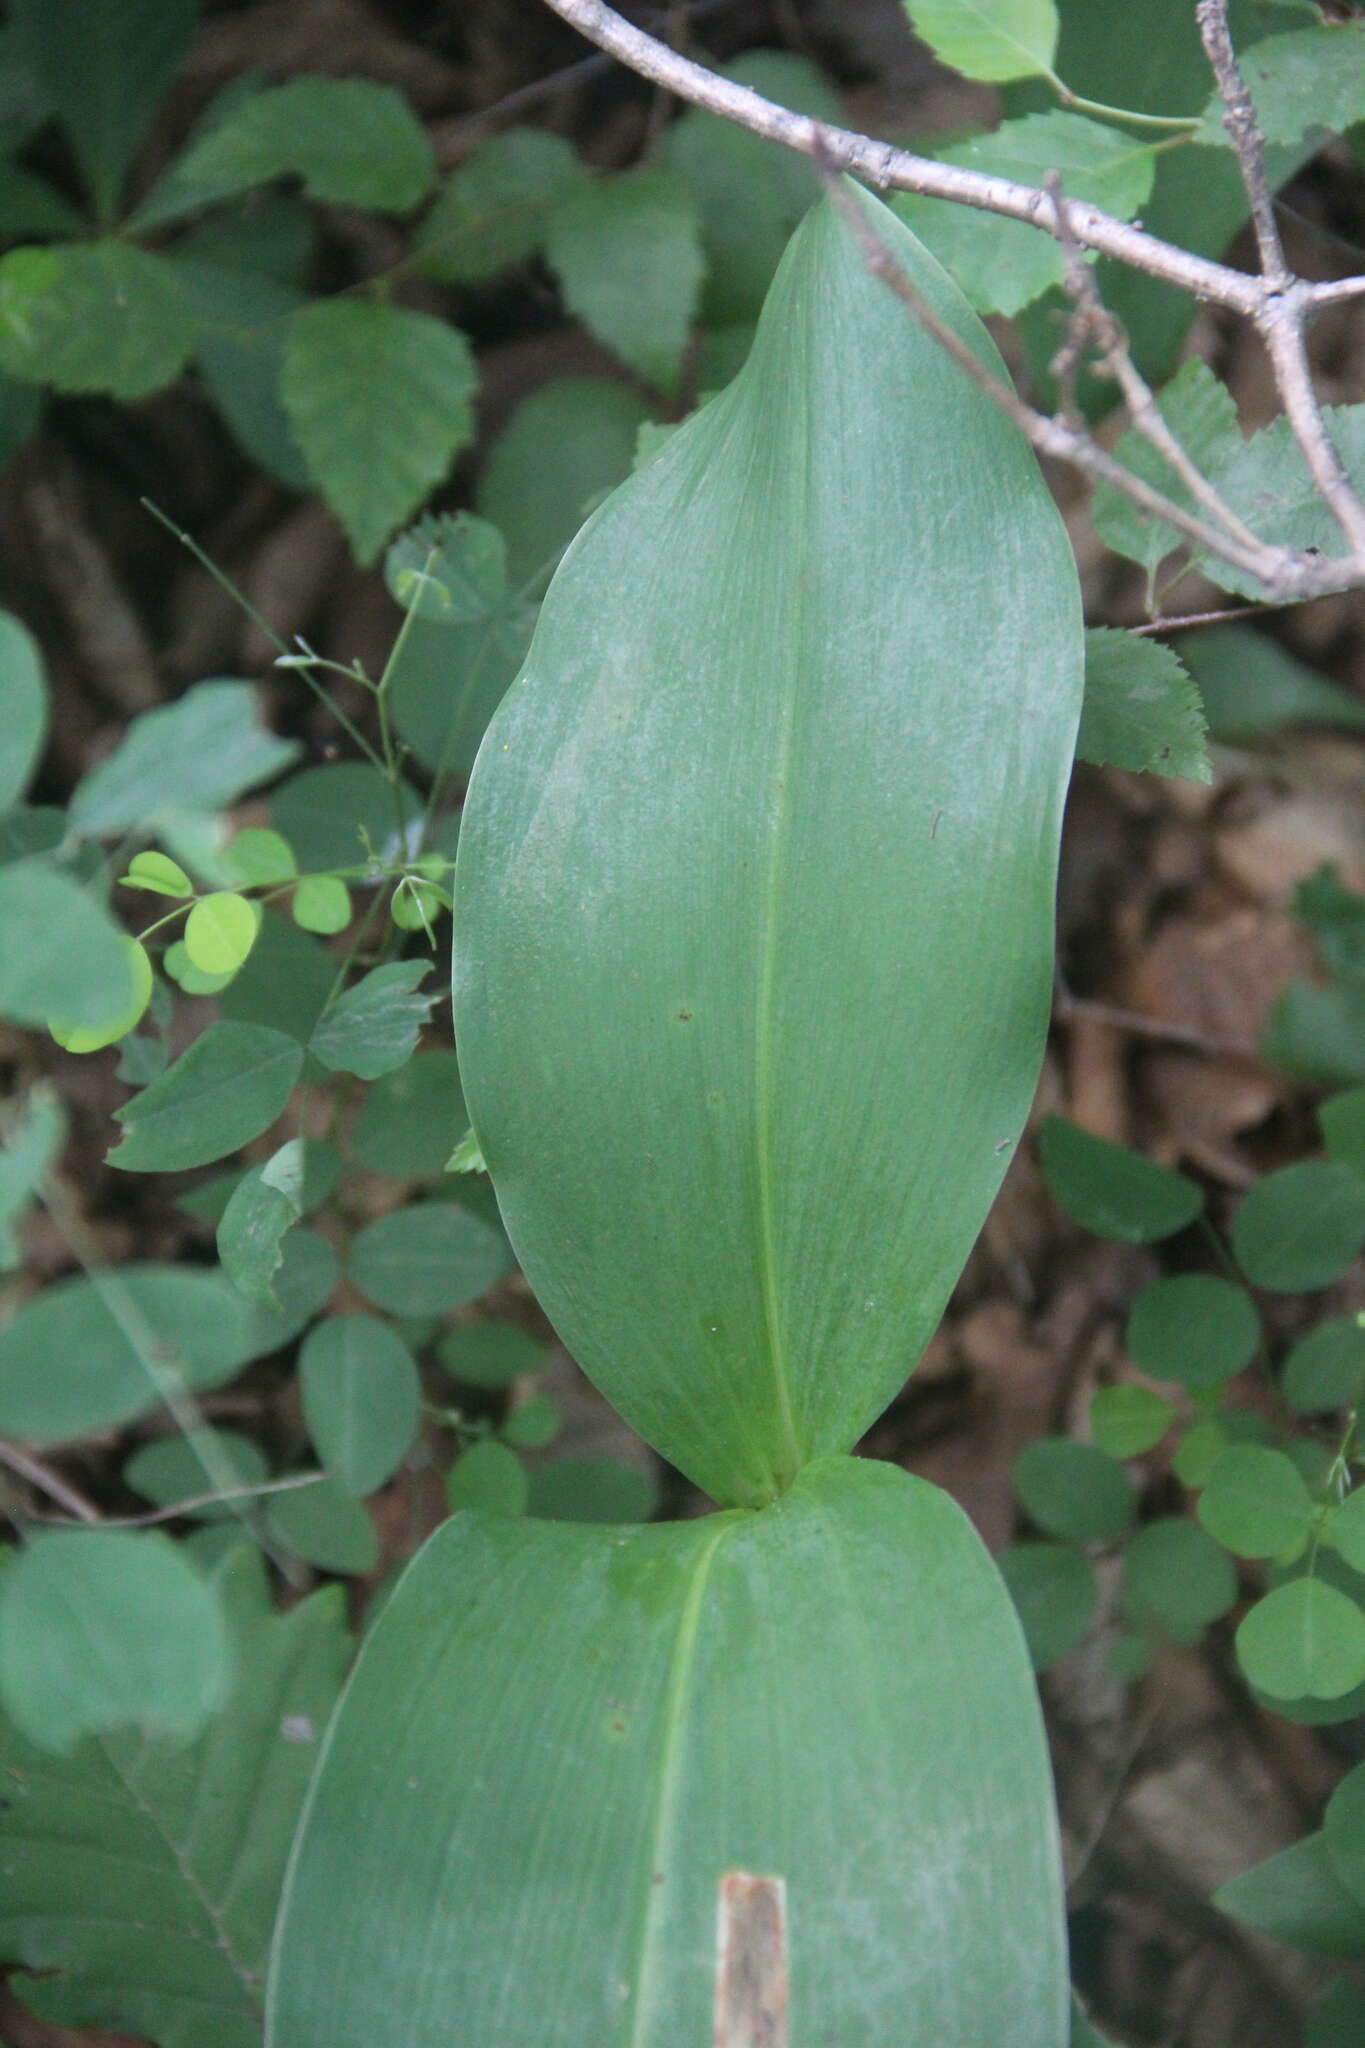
xmin=268 ymin=1455 xmax=1067 ymax=2047
xmin=1078 ymin=629 xmax=1209 ymax=782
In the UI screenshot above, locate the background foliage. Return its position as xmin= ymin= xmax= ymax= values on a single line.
xmin=0 ymin=1 xmax=1364 ymax=2043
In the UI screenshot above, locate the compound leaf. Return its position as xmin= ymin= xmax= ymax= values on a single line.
xmin=282 ymin=300 xmax=477 ymax=563
xmin=0 ymin=1547 xmax=349 ymax=2046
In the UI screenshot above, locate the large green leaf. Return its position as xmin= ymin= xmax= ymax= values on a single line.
xmin=0 ymin=860 xmax=136 ymax=1030
xmin=0 ymin=1547 xmax=349 ymax=2047
xmin=268 ymin=1455 xmax=1067 ymax=2046
xmin=69 ymin=679 xmax=298 ymax=836
xmin=545 ymin=168 xmax=704 ymax=392
xmin=1197 ymin=24 xmax=1365 ymax=145
xmin=453 ymin=192 xmax=1082 ymax=1508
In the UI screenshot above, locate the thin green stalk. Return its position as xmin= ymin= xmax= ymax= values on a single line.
xmin=140 ymin=499 xmax=387 ymax=773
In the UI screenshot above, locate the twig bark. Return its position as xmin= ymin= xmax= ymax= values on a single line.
xmin=538 ymin=0 xmax=1365 ymax=601
xmin=536 ymin=0 xmax=1363 ymax=317
xmin=818 ymin=167 xmax=1341 ymax=603
xmin=1197 ymin=0 xmax=1365 ymax=559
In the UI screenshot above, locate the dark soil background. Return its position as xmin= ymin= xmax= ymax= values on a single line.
xmin=2 ymin=2 xmax=1363 ymax=2043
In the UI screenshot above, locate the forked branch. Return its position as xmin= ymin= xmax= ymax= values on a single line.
xmin=538 ymin=0 xmax=1365 ymax=602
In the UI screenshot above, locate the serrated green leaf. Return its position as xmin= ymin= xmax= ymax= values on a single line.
xmin=385 ymin=511 xmax=506 ymax=623
xmin=1176 ymin=624 xmax=1365 ymax=740
xmin=896 ymin=112 xmax=1155 ymax=316
xmin=545 ymin=169 xmax=703 ymax=392
xmin=1238 ymin=1578 xmax=1365 ymax=1701
xmin=0 ymin=608 xmax=45 ymax=810
xmin=175 ymin=258 xmax=310 ymax=488
xmin=353 ymin=1050 xmax=467 ymax=1179
xmin=1089 ymin=1382 xmax=1175 ymax=1458
xmin=167 ymin=75 xmax=435 ymax=214
xmin=1201 ymin=405 xmax=1365 ymax=598
xmin=185 ymin=891 xmax=259 ymax=974
xmin=299 ymin=1314 xmax=421 ymax=1497
xmin=309 ymin=960 xmax=435 ymax=1080
xmin=454 ymin=191 xmax=1082 ymax=1507
xmin=444 ymin=1437 xmax=528 ymax=1514
xmin=1091 ymin=359 xmax=1241 ymax=575
xmin=0 ymin=861 xmax=138 ymax=1030
xmin=0 ymin=1264 xmax=259 ymax=1444
xmin=1126 ymin=1274 xmax=1259 ymax=1389
xmin=110 ymin=1021 xmax=304 ymax=1172
xmin=1198 ymin=24 xmax=1365 ymax=146
xmin=1122 ymin=1516 xmax=1239 ymax=1639
xmin=282 ymin=300 xmax=477 ymax=564
xmin=0 ymin=1084 xmax=64 ymax=1270
xmin=443 ymin=1125 xmax=486 ymax=1177
xmin=0 ymin=241 xmax=193 ymax=398
xmin=1078 ymin=628 xmax=1209 ymax=780
xmin=348 ymin=1200 xmax=511 ymax=1317
xmin=1014 ymin=1436 xmax=1133 ymax=1541
xmin=414 ymin=127 xmax=584 ymax=281
xmin=1197 ymin=1444 xmax=1313 ymax=1558
xmin=70 ymin=680 xmax=298 ymax=837
xmin=266 ymin=1473 xmax=377 ymax=1574
xmin=290 ymin=874 xmax=352 ymax=935
xmin=907 ymin=0 xmax=1058 ymax=81
xmin=269 ymin=1456 xmax=1068 ymax=2046
xmin=998 ymin=1541 xmax=1097 ymax=1669
xmin=1038 ymin=1114 xmax=1203 ymax=1242
xmin=1215 ymin=1830 xmax=1365 ymax=1959
xmin=477 ymin=374 xmax=653 ymax=584
xmin=0 ymin=1529 xmax=229 ymax=1753
xmin=9 ymin=0 xmax=198 ymax=220
xmin=1231 ymin=1161 xmax=1365 ymax=1293
xmin=0 ymin=1547 xmax=349 ymax=2046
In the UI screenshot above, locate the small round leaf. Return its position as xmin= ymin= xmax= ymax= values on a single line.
xmin=185 ymin=891 xmax=260 ymax=974
xmin=50 ymin=936 xmax=154 ymax=1053
xmin=1013 ymin=1437 xmax=1133 ymax=1542
xmin=1090 ymin=1383 xmax=1175 ymax=1459
xmin=1196 ymin=1445 xmax=1314 ymax=1559
xmin=223 ymin=826 xmax=297 ymax=886
xmin=1126 ymin=1274 xmax=1259 ymax=1389
xmin=997 ymin=1541 xmax=1097 ymax=1670
xmin=1327 ymin=1487 xmax=1365 ymax=1575
xmin=267 ymin=1473 xmax=378 ymax=1574
xmin=1038 ymin=1115 xmax=1202 ymax=1242
xmin=437 ymin=1318 xmax=545 ymax=1388
xmin=501 ymin=1393 xmax=560 ymax=1449
xmin=1231 ymin=1162 xmax=1365 ymax=1294
xmin=446 ymin=1438 xmax=528 ymax=1516
xmin=299 ymin=1313 xmax=422 ymax=1497
xmin=292 ymin=874 xmax=353 ymax=934
xmin=1122 ymin=1517 xmax=1238 ymax=1640
xmin=1236 ymin=1578 xmax=1365 ymax=1701
xmin=121 ymin=850 xmax=192 ymax=897
xmin=1283 ymin=1319 xmax=1365 ymax=1415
